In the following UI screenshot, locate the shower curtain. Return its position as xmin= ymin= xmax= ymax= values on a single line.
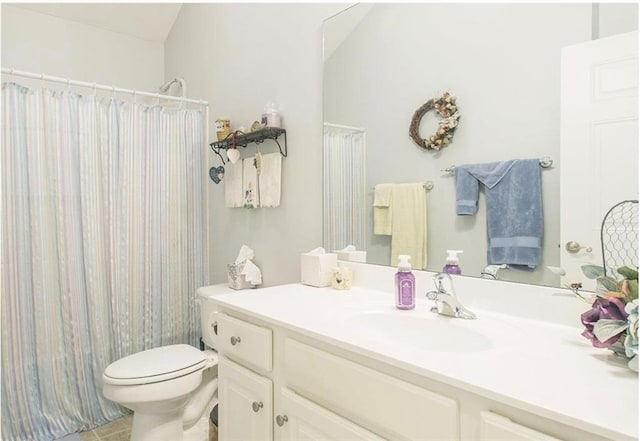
xmin=1 ymin=82 xmax=207 ymax=441
xmin=323 ymin=126 xmax=366 ymax=252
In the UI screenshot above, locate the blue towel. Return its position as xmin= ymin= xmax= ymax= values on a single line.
xmin=455 ymin=159 xmax=542 ymax=270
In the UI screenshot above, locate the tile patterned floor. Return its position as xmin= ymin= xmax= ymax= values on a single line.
xmin=78 ymin=414 xmax=218 ymax=441
xmin=80 ymin=415 xmax=133 ymax=441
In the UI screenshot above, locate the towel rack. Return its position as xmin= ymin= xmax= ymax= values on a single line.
xmin=210 ymin=127 xmax=287 ymax=165
xmin=441 ymin=156 xmax=553 ymax=175
xmin=371 ymin=181 xmax=434 ymax=191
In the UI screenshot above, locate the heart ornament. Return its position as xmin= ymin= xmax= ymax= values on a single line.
xmin=209 ymin=166 xmax=225 ymax=184
xmin=227 ymin=148 xmax=241 ymax=164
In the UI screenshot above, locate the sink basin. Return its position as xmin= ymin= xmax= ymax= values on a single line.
xmin=346 ymin=310 xmax=494 ymax=352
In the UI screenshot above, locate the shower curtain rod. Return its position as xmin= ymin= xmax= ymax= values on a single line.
xmin=1 ymin=67 xmax=208 ymax=106
xmin=324 ymin=122 xmax=365 ymax=132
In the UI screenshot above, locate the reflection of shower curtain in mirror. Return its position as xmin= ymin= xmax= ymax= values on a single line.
xmin=323 ymin=124 xmax=366 ymax=252
xmin=1 ymin=82 xmax=207 ymax=440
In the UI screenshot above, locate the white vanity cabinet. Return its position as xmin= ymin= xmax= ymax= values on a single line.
xmin=213 ymin=312 xmax=274 ymax=441
xmin=218 ymin=356 xmax=273 ymax=441
xmin=214 ymin=312 xmax=387 ymax=441
xmin=207 ymin=288 xmax=633 ymax=441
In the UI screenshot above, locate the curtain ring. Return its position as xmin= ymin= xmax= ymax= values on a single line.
xmin=156 ymin=93 xmax=160 ymax=106
xmin=67 ymin=78 xmax=71 ymax=93
xmin=133 ymin=90 xmax=137 ymax=105
xmin=112 ymin=85 xmax=116 ymax=100
xmin=40 ymin=73 xmax=45 ymax=88
xmin=93 ymin=82 xmax=97 ymax=95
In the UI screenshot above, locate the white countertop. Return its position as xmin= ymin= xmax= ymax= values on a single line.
xmin=198 ymin=283 xmax=638 ymax=440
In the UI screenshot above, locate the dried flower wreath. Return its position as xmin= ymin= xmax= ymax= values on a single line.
xmin=409 ymin=92 xmax=461 ymax=151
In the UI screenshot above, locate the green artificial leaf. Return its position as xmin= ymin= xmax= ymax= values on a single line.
xmin=593 ymin=319 xmax=629 ymax=343
xmin=617 ymin=266 xmax=639 ymax=281
xmin=596 ymin=276 xmax=620 ymax=297
xmin=628 ymin=279 xmax=638 ymax=301
xmin=581 ymin=265 xmax=605 ymax=279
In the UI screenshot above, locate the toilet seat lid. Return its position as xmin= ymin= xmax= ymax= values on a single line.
xmin=103 ymin=344 xmax=207 ymax=386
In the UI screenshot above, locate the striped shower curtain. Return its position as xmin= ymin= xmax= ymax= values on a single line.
xmin=1 ymin=83 xmax=207 ymax=441
xmin=323 ymin=125 xmax=366 ymax=252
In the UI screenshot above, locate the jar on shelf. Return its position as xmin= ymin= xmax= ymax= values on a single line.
xmin=261 ymin=102 xmax=281 ymax=128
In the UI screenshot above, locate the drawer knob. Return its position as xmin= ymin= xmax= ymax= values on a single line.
xmin=252 ymin=401 xmax=263 ymax=413
xmin=211 ymin=321 xmax=218 ymax=335
xmin=276 ymin=415 xmax=288 ymax=427
xmin=230 ymin=336 xmax=242 ymax=346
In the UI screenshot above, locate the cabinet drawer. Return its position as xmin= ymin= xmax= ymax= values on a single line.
xmin=479 ymin=412 xmax=564 ymax=441
xmin=214 ymin=312 xmax=272 ymax=372
xmin=284 ymin=338 xmax=458 ymax=441
xmin=278 ymin=387 xmax=386 ymax=441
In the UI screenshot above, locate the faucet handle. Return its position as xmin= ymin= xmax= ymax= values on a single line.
xmin=433 ymin=272 xmax=456 ymax=297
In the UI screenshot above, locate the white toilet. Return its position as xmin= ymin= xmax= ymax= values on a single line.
xmin=102 ymin=287 xmax=222 ymax=441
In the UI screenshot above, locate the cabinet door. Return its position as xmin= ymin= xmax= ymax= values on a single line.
xmin=479 ymin=411 xmax=564 ymax=441
xmin=285 ymin=338 xmax=458 ymax=440
xmin=276 ymin=388 xmax=386 ymax=441
xmin=219 ymin=356 xmax=273 ymax=441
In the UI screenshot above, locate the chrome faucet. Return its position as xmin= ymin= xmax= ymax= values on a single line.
xmin=425 ymin=273 xmax=476 ymax=319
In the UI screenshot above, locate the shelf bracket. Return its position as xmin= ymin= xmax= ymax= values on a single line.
xmin=209 ymin=127 xmax=287 ymax=165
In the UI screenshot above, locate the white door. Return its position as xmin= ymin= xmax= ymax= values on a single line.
xmin=275 ymin=388 xmax=386 ymax=441
xmin=560 ymin=31 xmax=638 ymax=290
xmin=218 ymin=356 xmax=273 ymax=441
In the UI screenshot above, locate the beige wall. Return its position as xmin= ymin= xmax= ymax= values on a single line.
xmin=2 ymin=2 xmax=347 ymax=288
xmin=3 ymin=2 xmax=636 ymax=289
xmin=1 ymin=5 xmax=164 ymax=92
xmin=165 ymin=3 xmax=346 ymax=286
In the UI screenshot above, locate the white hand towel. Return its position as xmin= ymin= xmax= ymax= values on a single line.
xmin=373 ymin=183 xmax=392 ymax=206
xmin=242 ymin=157 xmax=259 ymax=208
xmin=258 ymin=152 xmax=282 ymax=207
xmin=225 ymin=161 xmax=243 ymax=208
xmin=373 ymin=183 xmax=393 ymax=235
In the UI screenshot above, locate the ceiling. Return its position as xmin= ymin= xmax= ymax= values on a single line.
xmin=9 ymin=3 xmax=183 ymax=43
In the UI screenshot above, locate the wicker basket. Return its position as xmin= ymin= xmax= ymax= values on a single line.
xmin=215 ymin=119 xmax=231 ymax=141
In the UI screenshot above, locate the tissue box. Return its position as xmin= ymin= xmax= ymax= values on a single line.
xmin=301 ymin=252 xmax=338 ymax=287
xmin=333 ymin=250 xmax=367 ymax=263
xmin=227 ymin=263 xmax=253 ymax=290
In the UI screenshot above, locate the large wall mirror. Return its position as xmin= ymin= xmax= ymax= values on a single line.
xmin=323 ymin=3 xmax=638 ymax=289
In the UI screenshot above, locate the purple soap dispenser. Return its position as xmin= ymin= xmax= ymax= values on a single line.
xmin=395 ymin=255 xmax=415 ymax=310
xmin=443 ymin=250 xmax=463 ymax=275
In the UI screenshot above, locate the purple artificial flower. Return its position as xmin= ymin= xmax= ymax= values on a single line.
xmin=580 ymin=297 xmax=629 ymax=348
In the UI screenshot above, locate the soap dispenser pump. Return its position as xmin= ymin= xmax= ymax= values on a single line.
xmin=395 ymin=254 xmax=415 ymax=310
xmin=443 ymin=250 xmax=463 ymax=275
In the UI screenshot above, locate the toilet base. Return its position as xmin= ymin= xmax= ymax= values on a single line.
xmin=183 ymin=407 xmax=215 ymax=441
xmin=129 ymin=397 xmax=188 ymax=441
xmin=125 ymin=384 xmax=217 ymax=441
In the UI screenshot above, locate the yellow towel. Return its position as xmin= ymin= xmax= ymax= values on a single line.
xmin=373 ymin=183 xmax=393 ymax=235
xmin=390 ymin=183 xmax=427 ymax=270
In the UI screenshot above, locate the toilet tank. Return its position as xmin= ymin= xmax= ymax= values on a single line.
xmin=196 ymin=284 xmax=233 ymax=349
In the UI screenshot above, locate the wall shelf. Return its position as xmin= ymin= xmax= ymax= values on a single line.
xmin=210 ymin=127 xmax=287 ymax=164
